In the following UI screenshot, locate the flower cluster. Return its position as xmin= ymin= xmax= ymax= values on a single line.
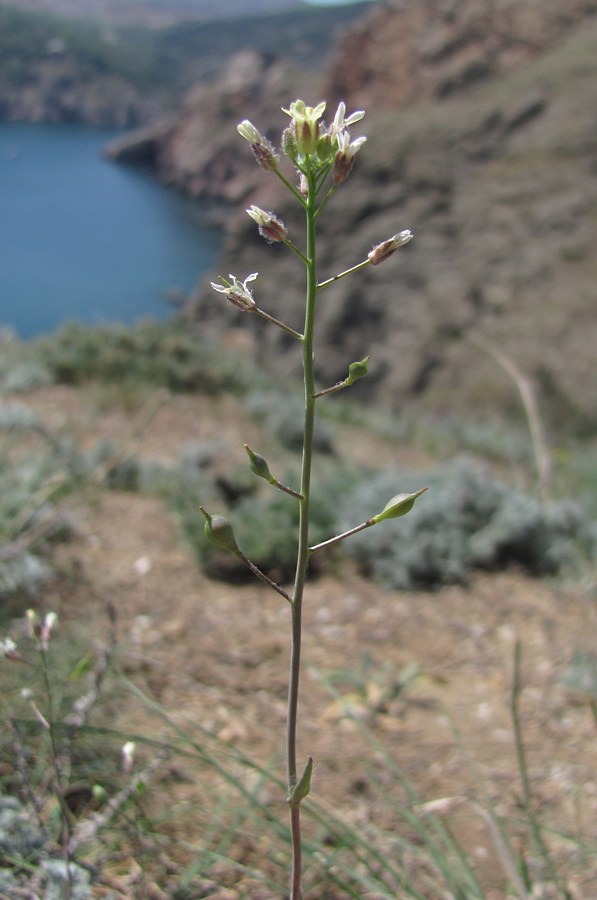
xmin=214 ymin=98 xmax=412 ymax=318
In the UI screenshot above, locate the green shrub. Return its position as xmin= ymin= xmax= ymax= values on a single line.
xmin=35 ymin=321 xmax=262 ymax=397
xmin=340 ymin=457 xmax=592 ymax=590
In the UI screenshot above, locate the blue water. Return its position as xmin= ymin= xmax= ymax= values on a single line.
xmin=0 ymin=123 xmax=222 ymax=338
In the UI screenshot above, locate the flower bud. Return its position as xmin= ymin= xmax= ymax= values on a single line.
xmin=368 ymin=230 xmax=413 ymax=265
xmin=244 ymin=444 xmax=275 ymax=484
xmin=281 ymin=125 xmax=298 ymax=163
xmin=346 ymin=356 xmax=369 ymax=385
xmin=332 ymin=133 xmax=367 ymax=185
xmin=200 ymin=507 xmax=241 ymax=556
xmin=40 ymin=612 xmax=57 ymax=649
xmin=372 ymin=487 xmax=427 ymax=523
xmin=246 ymin=206 xmax=288 ymax=243
xmin=26 ymin=609 xmax=41 ymax=640
xmin=237 ymin=120 xmax=279 ymax=171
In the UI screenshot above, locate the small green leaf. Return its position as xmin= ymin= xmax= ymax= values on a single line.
xmin=288 ymin=756 xmax=313 ymax=807
xmin=372 ymin=487 xmax=427 ymax=523
xmin=70 ymin=654 xmax=93 ymax=682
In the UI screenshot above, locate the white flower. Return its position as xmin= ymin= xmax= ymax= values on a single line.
xmin=211 ymin=273 xmax=258 ymax=311
xmin=237 ymin=120 xmax=279 ymax=171
xmin=122 ymin=741 xmax=136 ymax=774
xmin=329 ymin=101 xmax=365 ymax=142
xmin=282 ymin=99 xmax=327 ymax=155
xmin=332 ymin=131 xmax=367 ymax=184
xmin=246 ymin=205 xmax=288 ymax=243
xmin=368 ymin=230 xmax=413 ymax=265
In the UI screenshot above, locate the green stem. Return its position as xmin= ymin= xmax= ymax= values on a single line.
xmin=254 ymin=306 xmax=303 ymax=341
xmin=275 ymin=168 xmax=307 ymax=207
xmin=317 ymin=257 xmax=371 ymax=290
xmin=287 ymin=164 xmax=317 ymax=900
xmin=309 ymin=518 xmax=375 ymax=554
xmin=40 ymin=647 xmax=73 ymax=899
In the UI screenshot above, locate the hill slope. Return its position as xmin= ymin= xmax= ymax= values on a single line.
xmin=150 ymin=1 xmax=597 ymax=434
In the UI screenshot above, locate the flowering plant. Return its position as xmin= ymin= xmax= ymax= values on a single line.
xmin=204 ymin=99 xmax=423 ymax=898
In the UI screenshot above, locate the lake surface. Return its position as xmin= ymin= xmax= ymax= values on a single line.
xmin=0 ymin=123 xmax=222 ymax=339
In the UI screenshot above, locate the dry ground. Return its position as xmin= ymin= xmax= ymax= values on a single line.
xmin=12 ymin=385 xmax=597 ymax=897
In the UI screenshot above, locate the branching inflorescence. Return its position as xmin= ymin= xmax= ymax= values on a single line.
xmin=201 ymin=98 xmax=426 ymax=899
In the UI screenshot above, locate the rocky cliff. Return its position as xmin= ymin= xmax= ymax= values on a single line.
xmin=148 ymin=0 xmax=597 ymax=435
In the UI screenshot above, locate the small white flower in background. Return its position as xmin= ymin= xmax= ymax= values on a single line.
xmin=1 ymin=636 xmax=20 ymax=660
xmin=133 ymin=556 xmax=152 ymax=577
xmin=40 ymin=612 xmax=58 ymax=649
xmin=211 ymin=273 xmax=258 ymax=312
xmin=26 ymin=608 xmax=40 ymax=641
xmin=122 ymin=741 xmax=136 ymax=774
xmin=20 ymin=687 xmax=34 ymax=700
xmin=368 ymin=230 xmax=413 ymax=265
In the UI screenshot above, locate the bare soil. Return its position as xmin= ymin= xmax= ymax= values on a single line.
xmin=17 ymin=385 xmax=597 ymax=898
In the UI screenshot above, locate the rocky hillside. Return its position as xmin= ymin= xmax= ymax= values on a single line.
xmin=135 ymin=0 xmax=597 ymax=435
xmin=0 ymin=2 xmax=370 ymax=125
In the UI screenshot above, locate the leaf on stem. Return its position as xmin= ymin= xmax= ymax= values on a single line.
xmin=288 ymin=756 xmax=313 ymax=807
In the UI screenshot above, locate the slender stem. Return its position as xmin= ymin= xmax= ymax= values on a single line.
xmin=314 ymin=182 xmax=336 ymax=219
xmin=309 ymin=518 xmax=375 ymax=554
xmin=317 ymin=257 xmax=371 ymax=290
xmin=282 ymin=237 xmax=310 ymax=266
xmin=314 ymin=379 xmax=349 ymax=399
xmin=275 ymin=168 xmax=307 ymax=207
xmin=237 ymin=553 xmax=292 ymax=603
xmin=287 ymin=164 xmax=318 ymax=900
xmin=40 ymin=647 xmax=73 ymax=899
xmin=254 ymin=306 xmax=303 ymax=341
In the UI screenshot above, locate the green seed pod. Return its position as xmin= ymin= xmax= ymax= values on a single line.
xmin=200 ymin=506 xmax=241 ymax=555
xmin=346 ymin=356 xmax=370 ymax=385
xmin=372 ymin=487 xmax=427 ymax=523
xmin=244 ymin=444 xmax=275 ymax=483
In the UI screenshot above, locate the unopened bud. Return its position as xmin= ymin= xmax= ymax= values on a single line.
xmin=237 ymin=120 xmax=279 ymax=171
xmin=200 ymin=507 xmax=241 ymax=556
xmin=40 ymin=612 xmax=57 ymax=649
xmin=332 ymin=134 xmax=367 ymax=185
xmin=372 ymin=487 xmax=427 ymax=523
xmin=244 ymin=444 xmax=275 ymax=484
xmin=368 ymin=230 xmax=413 ymax=265
xmin=246 ymin=205 xmax=288 ymax=243
xmin=26 ymin=609 xmax=41 ymax=640
xmin=281 ymin=125 xmax=298 ymax=163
